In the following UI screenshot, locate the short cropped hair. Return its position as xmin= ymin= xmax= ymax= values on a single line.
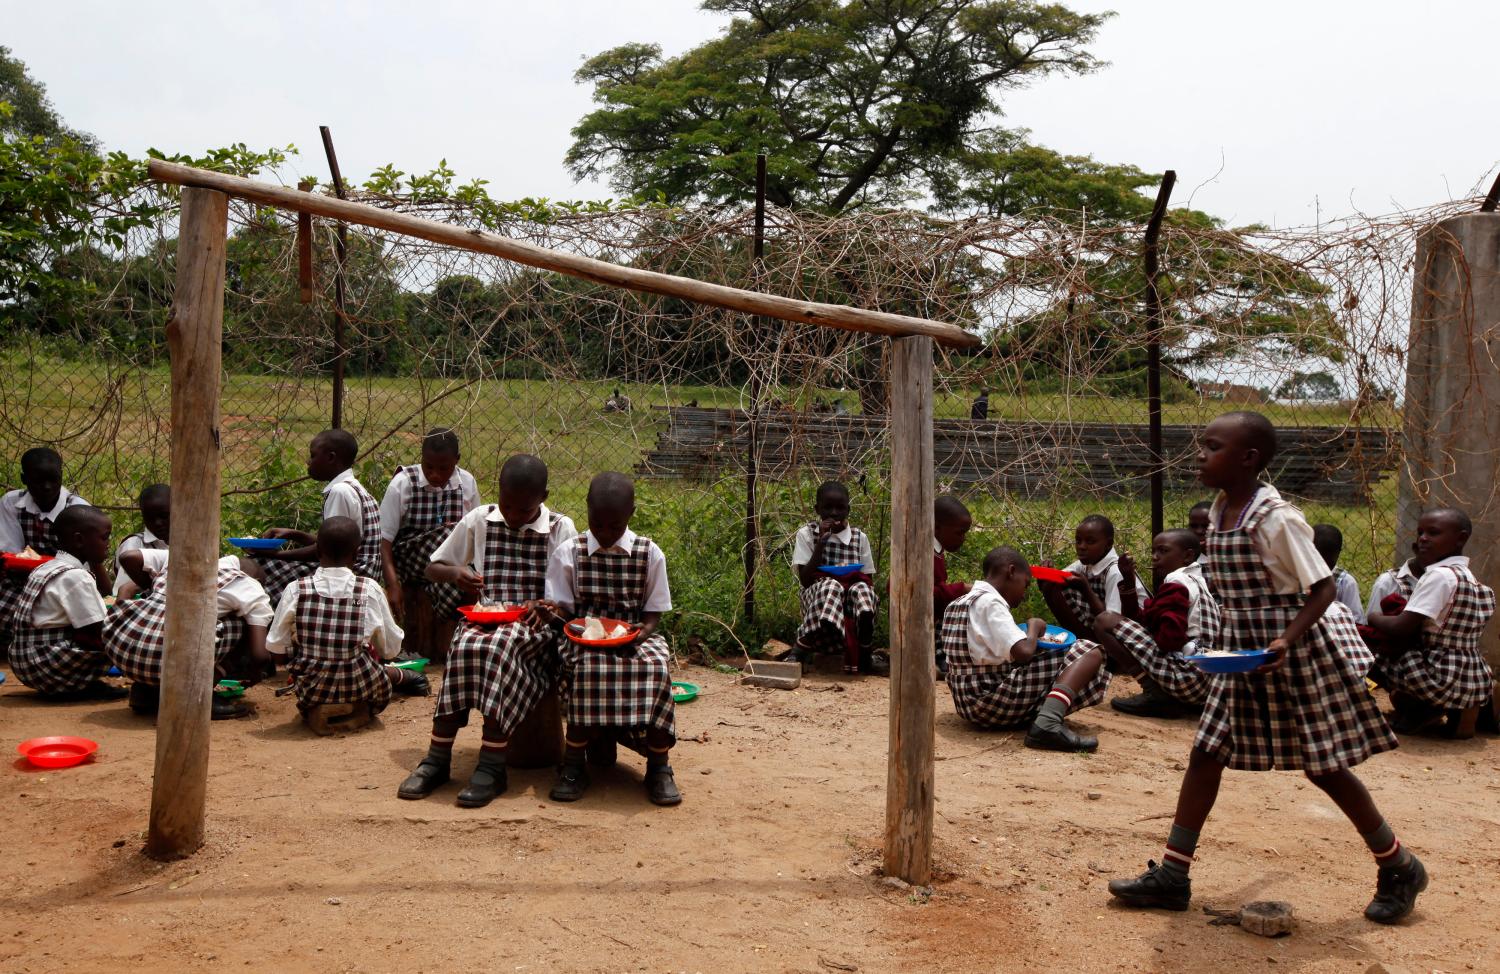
xmin=500 ymin=454 xmax=548 ymax=495
xmin=935 ymin=495 xmax=971 ymax=526
xmin=981 ymin=545 xmax=1029 ymax=576
xmin=138 ymin=483 xmax=171 ymax=507
xmin=816 ymin=480 xmax=849 ymax=505
xmin=587 ymin=471 xmax=635 ymax=513
xmin=20 ymin=447 xmax=62 ymax=477
xmin=317 ymin=516 xmax=362 ymax=561
xmin=422 ymin=427 xmax=460 ymax=457
xmin=1078 ymin=514 xmax=1115 ymax=542
xmin=54 ymin=504 xmax=108 ymax=539
xmin=1220 ymin=410 xmax=1277 ymax=469
xmin=1161 ymin=527 xmax=1201 ymax=559
xmin=314 ymin=429 xmax=359 ymax=466
xmin=1425 ymin=506 xmax=1473 ymax=536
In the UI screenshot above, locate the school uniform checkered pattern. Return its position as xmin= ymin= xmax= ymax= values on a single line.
xmin=1375 ymin=565 xmax=1496 ymax=709
xmin=391 ymin=466 xmax=467 ymax=584
xmin=940 ymin=589 xmax=1108 ymax=729
xmin=558 ymin=534 xmax=675 ymax=737
xmin=0 ymin=510 xmax=61 ymax=631
xmin=285 ymin=577 xmax=393 ymax=713
xmin=1108 ymin=617 xmax=1211 ymax=705
xmin=1194 ymin=493 xmax=1396 ymax=773
xmin=103 ymin=566 xmax=249 ymax=684
xmin=1060 ymin=573 xmax=1110 ymax=631
xmin=7 ymin=559 xmax=110 ymax=694
xmin=796 ymin=524 xmax=877 ymax=647
xmin=435 ymin=517 xmax=556 ymax=732
xmin=256 ymin=558 xmax=317 ymax=607
xmin=256 ymin=479 xmax=384 ymax=604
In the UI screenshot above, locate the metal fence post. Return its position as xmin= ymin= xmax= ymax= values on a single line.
xmin=320 ymin=125 xmax=350 ymax=430
xmin=1143 ymin=170 xmax=1176 ymax=581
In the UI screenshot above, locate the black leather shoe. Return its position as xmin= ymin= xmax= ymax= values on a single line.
xmin=1111 ymin=686 xmax=1196 ymax=719
xmin=210 ymin=696 xmax=250 ymax=720
xmin=549 ymin=761 xmax=591 ymax=802
xmin=1365 ymin=855 xmax=1428 ymax=924
xmin=645 ymin=765 xmax=682 ymax=806
xmin=456 ymin=761 xmax=507 ymax=808
xmin=393 ymin=672 xmax=430 ymax=696
xmin=1024 ymin=721 xmax=1099 ymax=753
xmin=859 ymin=649 xmax=890 ymax=677
xmin=397 ymin=760 xmax=450 ymax=800
xmin=1108 ymin=860 xmax=1191 ymax=910
xmin=128 ymin=682 xmax=160 ymax=716
xmin=586 ymin=735 xmax=618 ymax=768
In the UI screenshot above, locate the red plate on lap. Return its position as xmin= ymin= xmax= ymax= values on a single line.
xmin=564 ymin=617 xmax=640 ymax=648
xmin=3 ymin=553 xmax=53 ymax=572
xmin=458 ymin=604 xmax=527 ymax=624
xmin=1030 ymin=565 xmax=1072 ymax=584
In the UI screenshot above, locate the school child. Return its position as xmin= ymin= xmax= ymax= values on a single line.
xmin=1314 ymin=524 xmax=1365 ymax=624
xmin=1 ymin=448 xmax=101 ymax=635
xmin=933 ymin=495 xmax=974 ymax=677
xmin=6 ymin=505 xmax=124 ymax=700
xmin=1038 ymin=514 xmax=1149 ymax=643
xmin=255 ymin=429 xmax=383 ymax=605
xmin=107 ymin=546 xmax=274 ymax=719
xmin=942 ymin=546 xmax=1112 ymax=751
xmin=1108 ymin=412 xmax=1423 ymax=926
xmin=266 ymin=517 xmax=426 ymax=735
xmin=787 ymin=480 xmax=880 ymax=674
xmin=112 ymin=483 xmax=171 ymax=597
xmin=1187 ymin=501 xmax=1212 ymax=552
xmin=378 ymin=428 xmax=480 ymax=621
xmin=1091 ymin=529 xmax=1220 ymax=719
xmin=1367 ymin=547 xmax=1422 ymax=620
xmin=1365 ymin=508 xmax=1496 ymax=738
xmin=397 ymin=455 xmax=577 ymax=808
xmin=545 ymin=472 xmax=680 ymax=806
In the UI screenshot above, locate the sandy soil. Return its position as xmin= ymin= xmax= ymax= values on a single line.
xmin=2 ymin=662 xmax=1497 ymax=974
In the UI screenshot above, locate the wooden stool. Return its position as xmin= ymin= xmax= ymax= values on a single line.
xmin=507 ymin=688 xmax=564 ymax=769
xmin=400 ymin=582 xmax=452 ymax=665
xmin=304 ymin=701 xmax=374 ymax=736
xmin=1449 ymin=704 xmax=1482 ymax=740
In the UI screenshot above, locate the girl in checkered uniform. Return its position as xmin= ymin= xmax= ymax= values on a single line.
xmin=398 ymin=455 xmax=577 ymax=808
xmin=7 ymin=506 xmax=124 ymax=701
xmin=1039 ymin=514 xmax=1150 ymax=644
xmin=253 ymin=430 xmax=384 ymax=605
xmin=1 ymin=448 xmax=100 ymax=639
xmin=111 ymin=483 xmax=171 ymax=597
xmin=267 ymin=517 xmax=424 ymax=734
xmin=942 ymin=546 xmax=1112 ymax=752
xmin=377 ymin=428 xmax=480 ymax=625
xmin=1110 ymin=412 xmax=1425 ymax=926
xmin=106 ymin=547 xmax=274 ymax=719
xmin=546 ymin=472 xmax=681 ymax=806
xmin=788 ymin=481 xmax=881 ymax=674
xmin=1366 ymin=508 xmax=1496 ymax=738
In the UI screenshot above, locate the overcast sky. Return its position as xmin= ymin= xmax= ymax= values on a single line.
xmin=6 ymin=0 xmax=1497 ymax=227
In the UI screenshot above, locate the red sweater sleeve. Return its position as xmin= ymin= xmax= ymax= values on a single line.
xmin=1142 ymin=581 xmax=1192 ymax=654
xmin=933 ymin=553 xmax=967 ymax=611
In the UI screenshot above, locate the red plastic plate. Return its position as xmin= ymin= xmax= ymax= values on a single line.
xmin=457 ymin=604 xmax=527 ymax=624
xmin=3 ymin=553 xmax=53 ymax=572
xmin=1029 ymin=565 xmax=1073 ymax=585
xmin=564 ymin=617 xmax=641 ymax=648
xmin=17 ymin=735 xmax=98 ymax=769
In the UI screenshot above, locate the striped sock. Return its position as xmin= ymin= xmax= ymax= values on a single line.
xmin=1033 ymin=684 xmax=1074 ymax=730
xmin=1362 ymin=821 xmax=1413 ymax=868
xmin=428 ymin=734 xmax=456 ymax=755
xmin=1160 ymin=823 xmax=1199 ymax=881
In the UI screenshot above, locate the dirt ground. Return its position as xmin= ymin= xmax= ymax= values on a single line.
xmin=2 ymin=661 xmax=1497 ymax=974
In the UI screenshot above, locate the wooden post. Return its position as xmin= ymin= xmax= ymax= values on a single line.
xmin=744 ymin=152 xmax=767 ymax=622
xmin=319 ymin=126 xmax=350 ymax=429
xmin=146 ymin=187 xmax=228 ymax=860
xmin=884 ymin=335 xmax=935 ymax=885
xmin=1142 ymin=170 xmax=1176 ymax=585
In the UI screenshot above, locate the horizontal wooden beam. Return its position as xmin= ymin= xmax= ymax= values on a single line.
xmin=146 ymin=160 xmax=980 ymax=348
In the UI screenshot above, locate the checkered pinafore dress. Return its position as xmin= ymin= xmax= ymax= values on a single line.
xmin=436 ymin=514 xmax=557 ymax=731
xmin=0 ymin=507 xmax=62 ymax=631
xmin=1377 ymin=564 xmax=1495 ymax=709
xmin=941 ymin=588 xmax=1109 ymax=729
xmin=796 ymin=524 xmax=878 ymax=645
xmin=1060 ymin=566 xmax=1114 ymax=632
xmin=285 ymin=577 xmax=392 ymax=713
xmin=559 ymin=535 xmax=675 ymax=737
xmin=8 ymin=559 xmax=110 ymax=694
xmin=391 ymin=466 xmax=466 ymax=585
xmin=1194 ymin=491 xmax=1396 ymax=773
xmin=257 ymin=479 xmax=384 ymax=603
xmin=1108 ymin=575 xmax=1222 ymax=706
xmin=103 ymin=566 xmax=249 ymax=685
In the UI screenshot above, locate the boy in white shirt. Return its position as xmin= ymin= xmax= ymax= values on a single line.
xmin=941 ymin=546 xmax=1111 ymax=752
xmin=112 ymin=484 xmax=171 ymax=597
xmin=1 ymin=448 xmax=100 ymax=640
xmin=1040 ymin=514 xmax=1150 ymax=642
xmin=1313 ymin=524 xmax=1365 ymax=624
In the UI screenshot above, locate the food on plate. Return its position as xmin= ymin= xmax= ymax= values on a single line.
xmin=580 ymin=616 xmax=633 ymax=640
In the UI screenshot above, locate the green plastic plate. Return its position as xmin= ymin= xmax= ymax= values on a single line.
xmin=671 ymin=681 xmax=699 ymax=704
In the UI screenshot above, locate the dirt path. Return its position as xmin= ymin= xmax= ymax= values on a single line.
xmin=2 ymin=664 xmax=1497 ymax=973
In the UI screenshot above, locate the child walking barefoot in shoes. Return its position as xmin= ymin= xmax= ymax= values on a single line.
xmin=1108 ymin=412 xmax=1425 ymax=925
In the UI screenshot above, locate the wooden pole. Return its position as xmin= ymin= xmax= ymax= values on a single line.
xmin=884 ymin=335 xmax=936 ymax=885
xmin=146 ymin=186 xmax=228 ymax=860
xmin=1143 ymin=170 xmax=1176 ymax=585
xmin=744 ymin=152 xmax=767 ymax=622
xmin=145 ymin=160 xmax=978 ymax=348
xmin=319 ymin=126 xmax=350 ymax=428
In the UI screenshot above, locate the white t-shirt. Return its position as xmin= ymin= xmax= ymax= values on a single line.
xmin=113 ymin=529 xmax=169 ymax=596
xmin=25 ymin=552 xmax=108 ymax=629
xmin=1209 ymin=487 xmax=1331 ymax=595
xmin=962 ymin=580 xmax=1029 ymax=665
xmin=266 ymin=567 xmax=404 ymax=660
xmin=1367 ymin=561 xmax=1420 ymax=618
xmin=791 ymin=524 xmax=877 ymax=574
xmin=321 ymin=469 xmax=373 ymax=523
xmin=134 ymin=549 xmax=274 ymax=627
xmin=429 ymin=503 xmax=577 ymax=573
xmin=0 ymin=488 xmax=90 ymax=554
xmin=1063 ymin=547 xmax=1149 ymax=613
xmin=546 ymin=528 xmax=672 ymax=613
xmin=377 ymin=466 xmax=481 ymax=542
xmin=1334 ymin=568 xmax=1365 ymax=624
xmin=1403 ymin=555 xmax=1470 ymax=632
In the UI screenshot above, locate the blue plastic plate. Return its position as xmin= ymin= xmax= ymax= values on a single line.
xmin=106 ymin=666 xmax=122 ymax=677
xmin=0 ymin=671 xmax=6 ymax=686
xmin=818 ymin=563 xmax=865 ymax=577
xmin=228 ymin=537 xmax=290 ymax=551
xmin=1185 ymin=648 xmax=1274 ymax=674
xmin=1038 ymin=624 xmax=1077 ymax=652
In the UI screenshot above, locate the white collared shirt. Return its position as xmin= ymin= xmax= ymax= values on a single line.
xmin=1333 ymin=568 xmax=1365 ymax=624
xmin=1367 ymin=560 xmax=1419 ymax=618
xmin=266 ymin=566 xmax=404 ymax=659
xmin=321 ymin=469 xmax=372 ymax=524
xmin=1162 ymin=561 xmax=1215 ymax=647
xmin=377 ymin=465 xmax=481 ymax=542
xmin=429 ymin=503 xmax=578 ymax=574
xmin=962 ymin=580 xmax=1029 ymax=665
xmin=1209 ymin=486 xmax=1331 ymax=595
xmin=0 ymin=488 xmax=89 ymax=554
xmin=25 ymin=551 xmax=109 ymax=629
xmin=1403 ymin=555 xmax=1472 ymax=630
xmin=1063 ymin=547 xmax=1149 ymax=613
xmin=791 ymin=523 xmax=877 ymax=574
xmin=113 ymin=527 xmax=169 ymax=596
xmin=545 ymin=527 xmax=672 ymax=612
xmin=133 ymin=549 xmax=274 ymax=627
xmin=933 ymin=537 xmax=944 ymax=555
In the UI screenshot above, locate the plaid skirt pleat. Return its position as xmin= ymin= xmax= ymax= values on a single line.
xmin=946 ymin=641 xmax=1107 ymax=730
xmin=559 ymin=633 xmax=676 ymax=737
xmin=103 ymin=597 xmax=246 ymax=685
xmin=1372 ymin=567 xmax=1496 ymax=708
xmin=436 ymin=622 xmax=556 ymax=733
xmin=0 ymin=575 xmax=24 ymax=632
xmin=796 ymin=577 xmax=877 ymax=645
xmin=1108 ymin=618 xmax=1210 ymax=705
xmin=257 ymin=558 xmax=317 ymax=605
xmin=392 ymin=524 xmax=451 ymax=585
xmin=285 ymin=578 xmax=392 ymax=713
xmin=290 ymin=654 xmax=393 ymax=713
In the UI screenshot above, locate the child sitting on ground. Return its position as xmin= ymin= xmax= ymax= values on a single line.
xmin=942 ymin=546 xmax=1112 ymax=752
xmin=788 ymin=480 xmax=880 ymax=674
xmin=1187 ymin=501 xmax=1213 ymax=557
xmin=112 ymin=483 xmax=171 ymax=597
xmin=933 ymin=495 xmax=974 ymax=677
xmin=108 ymin=546 xmax=274 ymax=719
xmin=546 ymin=472 xmax=681 ymax=806
xmin=1089 ymin=529 xmax=1220 ymax=720
xmin=398 ymin=454 xmax=578 ymax=808
xmin=254 ymin=429 xmax=383 ymax=604
xmin=1039 ymin=514 xmax=1149 ymax=642
xmin=1365 ymin=507 xmax=1496 ymax=738
xmin=6 ymin=505 xmax=124 ymax=701
xmin=266 ymin=517 xmax=426 ymax=734
xmin=1 ymin=448 xmax=101 ymax=637
xmin=378 ymin=427 xmax=480 ymax=623
xmin=1314 ymin=523 xmax=1365 ymax=624
xmin=1366 ymin=545 xmax=1422 ymax=620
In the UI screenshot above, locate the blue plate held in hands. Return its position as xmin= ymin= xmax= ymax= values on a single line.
xmin=1185 ymin=648 xmax=1275 ymax=674
xmin=229 ymin=537 xmax=291 ymax=551
xmin=818 ymin=563 xmax=866 ymax=577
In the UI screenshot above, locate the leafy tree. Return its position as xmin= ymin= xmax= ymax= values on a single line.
xmin=0 ymin=45 xmax=94 ymax=146
xmin=933 ymin=130 xmax=1159 ymax=220
xmin=1276 ymin=370 xmax=1340 ymax=401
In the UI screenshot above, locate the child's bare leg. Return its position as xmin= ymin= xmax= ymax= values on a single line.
xmin=1306 ymin=768 xmax=1427 ymax=923
xmin=398 ymin=712 xmax=463 ymax=799
xmin=644 ymin=728 xmax=682 ymax=806
xmin=1025 ymin=645 xmax=1105 ymax=752
xmin=1107 ymin=747 xmax=1225 ymax=910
